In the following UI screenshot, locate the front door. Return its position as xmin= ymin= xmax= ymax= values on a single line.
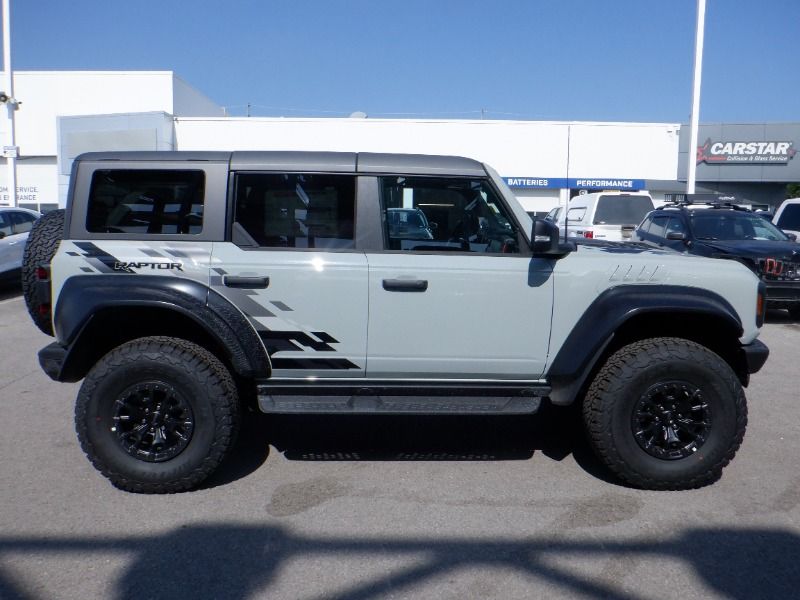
xmin=366 ymin=175 xmax=553 ymax=380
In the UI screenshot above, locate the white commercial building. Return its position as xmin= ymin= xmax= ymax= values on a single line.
xmin=1 ymin=70 xmax=684 ymax=215
xmin=0 ymin=71 xmax=222 ymax=211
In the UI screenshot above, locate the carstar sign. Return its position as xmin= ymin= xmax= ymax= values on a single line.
xmin=697 ymin=138 xmax=797 ymax=165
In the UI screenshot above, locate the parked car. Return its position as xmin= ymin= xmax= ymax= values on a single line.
xmin=636 ymin=201 xmax=800 ymax=318
xmin=773 ymin=197 xmax=800 ymax=239
xmin=0 ymin=207 xmax=41 ymax=283
xmin=29 ymin=151 xmax=768 ymax=493
xmin=386 ymin=207 xmax=435 ymax=242
xmin=555 ymin=192 xmax=654 ymax=241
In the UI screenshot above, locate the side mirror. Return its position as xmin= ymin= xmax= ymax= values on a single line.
xmin=429 ymin=222 xmax=438 ymax=230
xmin=786 ymin=232 xmax=797 ymax=242
xmin=531 ymin=219 xmax=574 ymax=258
xmin=666 ymin=231 xmax=687 ymax=242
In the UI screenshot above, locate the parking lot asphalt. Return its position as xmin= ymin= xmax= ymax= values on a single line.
xmin=1 ymin=285 xmax=799 ymax=600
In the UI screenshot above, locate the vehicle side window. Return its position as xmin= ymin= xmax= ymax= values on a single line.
xmin=234 ymin=173 xmax=355 ymax=249
xmin=10 ymin=211 xmax=37 ymax=234
xmin=0 ymin=213 xmax=11 ymax=237
xmin=648 ymin=215 xmax=669 ymax=238
xmin=665 ymin=217 xmax=686 ymax=235
xmin=379 ymin=176 xmax=519 ymax=254
xmin=87 ymin=170 xmax=205 ymax=234
xmin=566 ymin=207 xmax=586 ymax=223
xmin=639 ymin=216 xmax=653 ymax=232
xmin=776 ymin=205 xmax=800 ymax=230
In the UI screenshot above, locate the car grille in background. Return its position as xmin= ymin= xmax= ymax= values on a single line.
xmin=758 ymin=258 xmax=800 ymax=281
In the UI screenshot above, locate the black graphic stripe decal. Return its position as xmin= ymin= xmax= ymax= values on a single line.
xmin=258 ymin=331 xmax=337 ymax=353
xmin=72 ymin=242 xmax=133 ymax=273
xmin=271 ymin=358 xmax=360 ymax=370
xmin=139 ymin=248 xmax=167 ymax=258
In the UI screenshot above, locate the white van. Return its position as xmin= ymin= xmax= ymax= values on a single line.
xmin=556 ymin=192 xmax=654 ymax=241
xmin=773 ymin=198 xmax=800 ymax=239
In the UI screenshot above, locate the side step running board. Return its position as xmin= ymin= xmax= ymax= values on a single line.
xmin=256 ymin=382 xmax=550 ymax=415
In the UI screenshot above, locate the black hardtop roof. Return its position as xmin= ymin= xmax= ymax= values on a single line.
xmin=74 ymin=151 xmax=486 ymax=176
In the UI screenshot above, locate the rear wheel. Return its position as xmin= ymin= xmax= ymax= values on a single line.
xmin=75 ymin=336 xmax=240 ymax=493
xmin=22 ymin=209 xmax=65 ymax=335
xmin=583 ymin=337 xmax=747 ymax=490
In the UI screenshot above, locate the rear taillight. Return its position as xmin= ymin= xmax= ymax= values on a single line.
xmin=756 ymin=283 xmax=766 ymax=327
xmin=583 ymin=230 xmax=594 ymax=239
xmin=38 ymin=303 xmax=51 ymax=316
xmin=36 ymin=266 xmax=49 ymax=280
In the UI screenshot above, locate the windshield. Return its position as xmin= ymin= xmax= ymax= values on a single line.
xmin=485 ymin=164 xmax=533 ymax=240
xmin=776 ymin=204 xmax=800 ymax=230
xmin=593 ymin=195 xmax=653 ymax=225
xmin=690 ymin=212 xmax=790 ymax=241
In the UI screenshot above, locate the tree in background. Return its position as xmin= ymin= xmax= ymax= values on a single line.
xmin=787 ymin=183 xmax=800 ymax=198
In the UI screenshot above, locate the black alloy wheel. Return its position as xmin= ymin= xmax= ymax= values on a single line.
xmin=112 ymin=381 xmax=195 ymax=462
xmin=631 ymin=381 xmax=711 ymax=460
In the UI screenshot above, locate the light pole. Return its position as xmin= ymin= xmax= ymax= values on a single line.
xmin=686 ymin=0 xmax=707 ymax=195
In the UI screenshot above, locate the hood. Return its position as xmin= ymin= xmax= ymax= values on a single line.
xmin=698 ymin=239 xmax=800 ymax=260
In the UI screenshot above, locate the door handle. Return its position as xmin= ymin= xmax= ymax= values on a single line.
xmin=223 ymin=275 xmax=270 ymax=289
xmin=382 ymin=279 xmax=428 ymax=292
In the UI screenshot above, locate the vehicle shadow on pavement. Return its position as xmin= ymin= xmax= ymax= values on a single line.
xmin=205 ymin=401 xmax=615 ymax=488
xmin=765 ymin=308 xmax=799 ymax=324
xmin=1 ymin=524 xmax=798 ymax=599
xmin=0 ymin=279 xmax=22 ymax=301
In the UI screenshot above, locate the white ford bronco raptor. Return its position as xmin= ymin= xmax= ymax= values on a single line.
xmin=23 ymin=151 xmax=769 ymax=493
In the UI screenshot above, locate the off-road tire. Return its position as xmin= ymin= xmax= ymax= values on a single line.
xmin=75 ymin=336 xmax=240 ymax=493
xmin=22 ymin=209 xmax=65 ymax=335
xmin=583 ymin=337 xmax=747 ymax=490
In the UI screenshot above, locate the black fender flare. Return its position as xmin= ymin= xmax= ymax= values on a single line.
xmin=53 ymin=274 xmax=271 ymax=380
xmin=546 ymin=285 xmax=743 ymax=406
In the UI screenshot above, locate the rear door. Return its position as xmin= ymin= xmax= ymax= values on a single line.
xmin=210 ymin=168 xmax=368 ymax=378
xmin=365 ymin=175 xmax=553 ymax=379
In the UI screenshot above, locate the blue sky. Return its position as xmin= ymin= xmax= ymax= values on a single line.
xmin=8 ymin=0 xmax=800 ymax=122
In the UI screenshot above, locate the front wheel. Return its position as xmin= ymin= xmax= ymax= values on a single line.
xmin=583 ymin=337 xmax=747 ymax=490
xmin=75 ymin=336 xmax=240 ymax=493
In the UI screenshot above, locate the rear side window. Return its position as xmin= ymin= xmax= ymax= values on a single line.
xmin=10 ymin=211 xmax=37 ymax=234
xmin=566 ymin=207 xmax=586 ymax=223
xmin=234 ymin=173 xmax=356 ymax=249
xmin=776 ymin=204 xmax=800 ymax=230
xmin=87 ymin=170 xmax=205 ymax=234
xmin=593 ymin=195 xmax=653 ymax=225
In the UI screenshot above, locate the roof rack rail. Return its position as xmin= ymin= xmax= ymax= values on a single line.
xmin=661 ymin=193 xmax=752 ymax=211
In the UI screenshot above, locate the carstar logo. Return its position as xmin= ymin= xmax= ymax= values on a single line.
xmin=697 ymin=138 xmax=796 ymax=165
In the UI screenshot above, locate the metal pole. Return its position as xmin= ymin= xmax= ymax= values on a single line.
xmin=686 ymin=0 xmax=706 ymax=194
xmin=2 ymin=0 xmax=17 ymax=207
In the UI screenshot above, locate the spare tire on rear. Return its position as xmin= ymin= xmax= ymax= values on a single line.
xmin=22 ymin=209 xmax=65 ymax=336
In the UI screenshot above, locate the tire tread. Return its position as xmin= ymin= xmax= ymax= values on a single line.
xmin=583 ymin=337 xmax=747 ymax=490
xmin=75 ymin=336 xmax=240 ymax=493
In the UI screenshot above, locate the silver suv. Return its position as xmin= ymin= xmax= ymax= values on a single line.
xmin=26 ymin=151 xmax=768 ymax=493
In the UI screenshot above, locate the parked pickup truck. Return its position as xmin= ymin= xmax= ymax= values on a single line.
xmin=24 ymin=151 xmax=768 ymax=493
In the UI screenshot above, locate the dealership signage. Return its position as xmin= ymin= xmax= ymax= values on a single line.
xmin=697 ymin=138 xmax=797 ymax=165
xmin=504 ymin=177 xmax=644 ymax=190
